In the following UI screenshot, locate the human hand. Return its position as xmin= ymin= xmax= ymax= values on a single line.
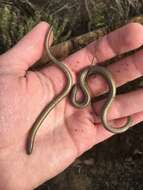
xmin=0 ymin=22 xmax=143 ymax=190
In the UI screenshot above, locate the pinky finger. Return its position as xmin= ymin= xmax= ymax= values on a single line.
xmin=94 ymin=111 xmax=143 ymax=145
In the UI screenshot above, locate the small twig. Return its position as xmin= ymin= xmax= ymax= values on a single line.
xmin=84 ymin=0 xmax=93 ymax=31
xmin=51 ymin=3 xmax=77 ymax=16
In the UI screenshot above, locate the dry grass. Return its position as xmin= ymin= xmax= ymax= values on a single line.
xmin=0 ymin=0 xmax=143 ymax=53
xmin=104 ymin=0 xmax=143 ymax=29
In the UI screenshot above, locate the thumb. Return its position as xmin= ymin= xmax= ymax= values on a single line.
xmin=0 ymin=22 xmax=52 ymax=73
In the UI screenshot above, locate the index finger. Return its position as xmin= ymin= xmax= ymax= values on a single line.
xmin=65 ymin=23 xmax=143 ymax=73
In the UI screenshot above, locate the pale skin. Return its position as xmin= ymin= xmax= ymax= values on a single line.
xmin=0 ymin=22 xmax=143 ymax=190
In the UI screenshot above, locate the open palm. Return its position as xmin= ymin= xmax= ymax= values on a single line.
xmin=0 ymin=22 xmax=143 ymax=190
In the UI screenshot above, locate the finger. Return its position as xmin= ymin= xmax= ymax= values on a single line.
xmin=0 ymin=22 xmax=52 ymax=74
xmin=92 ymin=110 xmax=143 ymax=147
xmin=93 ymin=89 xmax=143 ymax=121
xmin=69 ymin=107 xmax=143 ymax=156
xmin=88 ymin=48 xmax=143 ymax=96
xmin=65 ymin=23 xmax=143 ymax=73
xmin=41 ymin=23 xmax=143 ymax=96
